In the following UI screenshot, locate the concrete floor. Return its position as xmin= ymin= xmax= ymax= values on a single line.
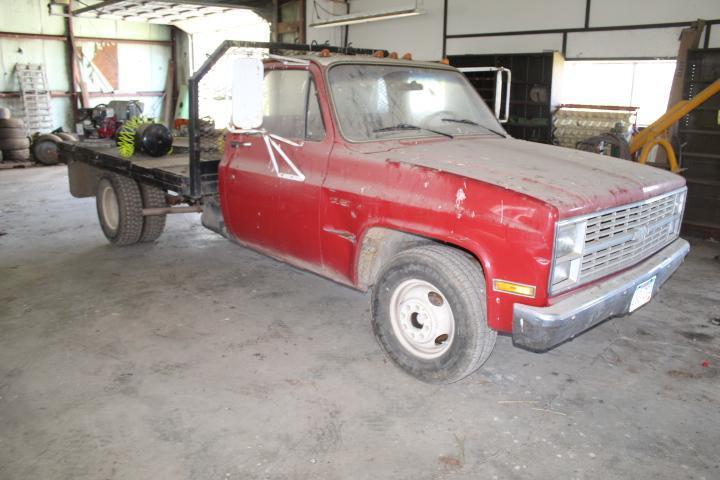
xmin=1 ymin=166 xmax=719 ymax=480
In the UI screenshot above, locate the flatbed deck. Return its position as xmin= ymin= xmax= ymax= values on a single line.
xmin=59 ymin=138 xmax=219 ymax=198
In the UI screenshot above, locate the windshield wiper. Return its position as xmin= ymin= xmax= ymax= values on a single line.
xmin=373 ymin=123 xmax=454 ymax=139
xmin=441 ymin=118 xmax=507 ymax=138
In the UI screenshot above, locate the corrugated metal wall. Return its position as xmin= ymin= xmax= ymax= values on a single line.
xmin=0 ymin=0 xmax=171 ymax=131
xmin=307 ymin=0 xmax=720 ymax=60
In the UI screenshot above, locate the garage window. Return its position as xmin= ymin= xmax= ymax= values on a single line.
xmin=561 ymin=60 xmax=676 ymax=126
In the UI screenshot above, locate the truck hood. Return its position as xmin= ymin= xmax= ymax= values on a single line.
xmin=353 ymin=136 xmax=685 ymax=217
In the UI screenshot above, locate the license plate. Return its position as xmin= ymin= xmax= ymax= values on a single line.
xmin=629 ymin=276 xmax=656 ymax=312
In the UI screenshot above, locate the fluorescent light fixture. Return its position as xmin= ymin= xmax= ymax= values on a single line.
xmin=309 ymin=7 xmax=424 ymax=28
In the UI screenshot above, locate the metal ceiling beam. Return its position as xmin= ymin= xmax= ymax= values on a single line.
xmin=0 ymin=30 xmax=171 ymax=45
xmin=71 ymin=0 xmax=274 ymax=26
xmin=71 ymin=0 xmax=238 ymax=16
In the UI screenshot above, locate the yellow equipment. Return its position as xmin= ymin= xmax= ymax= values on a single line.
xmin=631 ymin=78 xmax=720 ymax=173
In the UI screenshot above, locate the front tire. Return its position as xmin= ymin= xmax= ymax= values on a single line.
xmin=372 ymin=245 xmax=496 ymax=383
xmin=96 ymin=174 xmax=143 ymax=245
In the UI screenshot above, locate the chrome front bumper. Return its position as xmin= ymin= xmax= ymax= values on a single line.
xmin=512 ymin=238 xmax=690 ymax=351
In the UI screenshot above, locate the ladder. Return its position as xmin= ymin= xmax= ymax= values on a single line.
xmin=14 ymin=64 xmax=53 ymax=134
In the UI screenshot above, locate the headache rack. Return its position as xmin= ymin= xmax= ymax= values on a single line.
xmin=187 ymin=40 xmax=387 ymax=200
xmin=60 ymin=42 xmax=385 ymax=201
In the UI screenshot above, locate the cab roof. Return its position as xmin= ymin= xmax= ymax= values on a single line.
xmin=266 ymin=54 xmax=458 ymax=71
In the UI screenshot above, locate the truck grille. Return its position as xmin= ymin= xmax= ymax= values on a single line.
xmin=578 ymin=190 xmax=682 ymax=282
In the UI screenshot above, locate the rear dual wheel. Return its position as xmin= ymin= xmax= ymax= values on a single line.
xmin=95 ymin=173 xmax=167 ymax=245
xmin=372 ymin=245 xmax=496 ymax=384
xmin=139 ymin=182 xmax=167 ymax=242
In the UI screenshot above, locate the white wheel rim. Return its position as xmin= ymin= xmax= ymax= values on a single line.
xmin=389 ymin=279 xmax=455 ymax=359
xmin=100 ymin=182 xmax=120 ymax=231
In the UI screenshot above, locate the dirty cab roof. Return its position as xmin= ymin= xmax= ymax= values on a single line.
xmin=267 ymin=54 xmax=458 ymax=71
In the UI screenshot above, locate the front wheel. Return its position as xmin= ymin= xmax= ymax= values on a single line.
xmin=372 ymin=245 xmax=496 ymax=383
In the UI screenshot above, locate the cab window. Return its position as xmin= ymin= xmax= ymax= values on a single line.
xmin=262 ymin=70 xmax=325 ymax=141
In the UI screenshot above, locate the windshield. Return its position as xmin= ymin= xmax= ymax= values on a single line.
xmin=328 ymin=63 xmax=506 ymax=142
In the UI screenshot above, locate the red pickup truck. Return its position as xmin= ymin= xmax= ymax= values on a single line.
xmin=63 ymin=42 xmax=689 ymax=384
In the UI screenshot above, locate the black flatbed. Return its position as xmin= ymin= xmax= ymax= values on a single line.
xmin=60 ymin=41 xmax=383 ymax=199
xmin=59 ymin=138 xmax=219 ymax=198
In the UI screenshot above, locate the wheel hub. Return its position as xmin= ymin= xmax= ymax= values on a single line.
xmin=390 ymin=279 xmax=455 ymax=359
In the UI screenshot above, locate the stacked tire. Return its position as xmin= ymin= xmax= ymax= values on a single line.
xmin=0 ymin=109 xmax=31 ymax=162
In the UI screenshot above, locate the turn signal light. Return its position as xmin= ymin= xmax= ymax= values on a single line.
xmin=493 ymin=280 xmax=536 ymax=298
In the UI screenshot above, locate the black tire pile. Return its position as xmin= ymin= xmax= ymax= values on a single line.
xmin=0 ymin=108 xmax=31 ymax=162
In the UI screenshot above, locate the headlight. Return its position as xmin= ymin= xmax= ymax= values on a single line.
xmin=673 ymin=189 xmax=687 ymax=234
xmin=549 ymin=219 xmax=586 ymax=294
xmin=552 ymin=260 xmax=571 ymax=284
xmin=674 ymin=190 xmax=686 ymax=215
xmin=555 ymin=223 xmax=581 ymax=258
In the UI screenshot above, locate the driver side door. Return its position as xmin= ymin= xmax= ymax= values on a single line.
xmin=221 ymin=65 xmax=332 ymax=266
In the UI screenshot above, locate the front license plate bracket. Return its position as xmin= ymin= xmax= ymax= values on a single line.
xmin=629 ymin=276 xmax=656 ymax=312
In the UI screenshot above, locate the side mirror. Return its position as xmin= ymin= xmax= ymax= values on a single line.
xmin=231 ymin=57 xmax=264 ymax=130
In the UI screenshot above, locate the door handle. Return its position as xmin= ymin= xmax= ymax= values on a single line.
xmin=230 ymin=141 xmax=252 ymax=149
